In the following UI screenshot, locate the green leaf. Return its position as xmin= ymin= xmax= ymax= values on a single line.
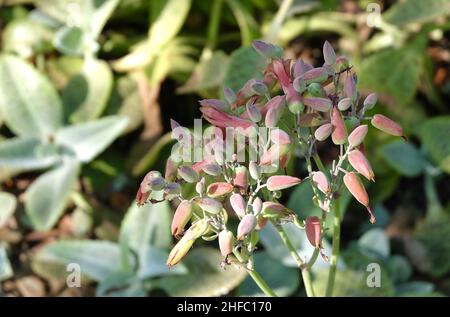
xmin=53 ymin=26 xmax=85 ymax=56
xmin=395 ymin=281 xmax=435 ymax=296
xmin=238 ymin=251 xmax=299 ymax=297
xmin=55 ymin=115 xmax=128 ymax=163
xmin=0 ymin=137 xmax=60 ymax=178
xmin=63 ymin=59 xmax=113 ymax=122
xmin=0 ymin=245 xmax=13 ymax=282
xmin=137 ymin=247 xmax=187 ymax=279
xmin=419 ymin=116 xmax=450 ymax=174
xmin=223 ymin=46 xmax=266 ymax=92
xmin=0 ymin=55 xmax=63 ymax=139
xmin=358 ymin=228 xmax=390 ymax=259
xmin=225 ymin=0 xmax=259 ymax=45
xmin=177 ymin=51 xmax=229 ymax=94
xmin=0 ymin=192 xmax=17 ymax=228
xmin=32 ymin=240 xmax=121 ymax=281
xmin=154 ymin=247 xmax=247 ymax=296
xmin=380 ymin=140 xmax=425 ymax=177
xmin=386 ymin=255 xmax=412 ymax=284
xmin=384 ymin=0 xmax=450 ymax=26
xmin=96 ymin=271 xmax=146 ymax=297
xmin=25 ymin=158 xmax=80 ymax=231
xmin=358 ymin=37 xmax=426 ymax=106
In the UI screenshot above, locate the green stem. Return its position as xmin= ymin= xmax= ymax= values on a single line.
xmin=271 ymin=221 xmax=316 ymax=297
xmin=206 ymin=0 xmax=223 ymax=50
xmin=265 ymin=0 xmax=294 ymax=42
xmin=313 ymin=154 xmax=327 ymax=175
xmin=325 ymin=199 xmax=341 ymax=296
xmin=233 ymin=250 xmax=277 ymax=297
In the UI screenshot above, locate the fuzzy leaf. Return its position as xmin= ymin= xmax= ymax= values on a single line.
xmin=0 ymin=192 xmax=17 ymax=228
xmin=380 ymin=140 xmax=425 ymax=177
xmin=384 ymin=0 xmax=450 ymax=26
xmin=419 ymin=116 xmax=450 ymax=174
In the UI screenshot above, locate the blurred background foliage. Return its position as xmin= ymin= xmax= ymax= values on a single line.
xmin=0 ymin=0 xmax=449 ymax=297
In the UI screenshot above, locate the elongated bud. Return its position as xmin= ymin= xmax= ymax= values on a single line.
xmin=252 ymin=40 xmax=282 ymax=59
xmin=299 ymin=113 xmax=322 ymax=127
xmin=171 ymin=200 xmax=192 ymax=237
xmin=260 ymin=143 xmax=290 ymax=166
xmin=337 ymin=97 xmax=352 ymax=111
xmin=233 ymin=166 xmax=249 ymax=193
xmin=314 ymin=123 xmax=333 ymax=141
xmin=199 ymin=99 xmax=229 ymax=111
xmin=196 ymin=177 xmax=205 ymax=195
xmin=363 ymin=93 xmax=377 ymax=110
xmin=301 ymin=67 xmax=329 ymax=84
xmin=307 ymin=82 xmax=326 ymax=97
xmin=140 ymin=171 xmax=162 ymax=193
xmin=312 ymin=171 xmax=330 ymax=194
xmin=148 ymin=176 xmax=165 ymax=191
xmin=371 ymin=114 xmax=404 ymax=138
xmin=164 ymin=158 xmax=178 ymax=182
xmin=237 ymin=214 xmax=257 ymax=240
xmin=265 ymin=98 xmax=285 ymax=127
xmin=323 ymin=41 xmax=336 ymax=65
xmin=348 ymin=124 xmax=368 ymax=148
xmin=348 ymin=149 xmax=375 ymax=181
xmin=246 ymin=101 xmax=262 ymax=122
xmin=223 ymin=86 xmax=236 ymax=104
xmin=293 ymin=58 xmax=313 ymax=78
xmin=164 ymin=182 xmax=181 ymax=200
xmin=200 ymin=106 xmax=254 ymax=129
xmin=194 ymin=197 xmax=222 ymax=214
xmin=343 ymin=172 xmax=376 ymax=224
xmin=136 ymin=188 xmax=150 ymax=206
xmin=252 ymin=197 xmax=263 ymax=214
xmin=344 ymin=74 xmax=356 ymax=100
xmin=177 ymin=165 xmax=199 ymax=183
xmin=167 ymin=219 xmax=209 ymax=267
xmin=331 ymin=107 xmax=347 ymax=145
xmin=266 ymin=175 xmax=301 ymax=191
xmin=229 ymin=193 xmax=246 ymax=218
xmin=206 ymin=182 xmax=234 ymax=198
xmin=305 ymin=216 xmax=321 ymax=247
xmin=270 ymin=128 xmax=291 ymax=145
xmin=261 ymin=201 xmax=292 ymax=218
xmin=293 ymin=76 xmax=307 ymax=93
xmin=202 ymin=162 xmax=222 ymax=176
xmin=304 ymin=97 xmax=332 ymax=112
xmin=218 ymin=230 xmax=235 ymax=256
xmin=249 ymin=161 xmax=261 ymax=180
xmin=250 ymin=80 xmax=268 ymax=96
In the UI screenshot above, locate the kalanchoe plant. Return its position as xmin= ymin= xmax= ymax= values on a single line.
xmin=136 ymin=40 xmax=404 ymax=297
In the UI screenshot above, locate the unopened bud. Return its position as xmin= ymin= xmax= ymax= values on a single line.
xmin=293 ymin=58 xmax=313 ymax=78
xmin=233 ymin=166 xmax=249 ymax=193
xmin=305 ymin=216 xmax=321 ymax=247
xmin=265 ymin=99 xmax=285 ymax=127
xmin=301 ymin=67 xmax=329 ymax=85
xmin=171 ymin=200 xmax=193 ymax=237
xmin=164 ymin=182 xmax=181 ymax=200
xmin=252 ymin=40 xmax=283 ymax=59
xmin=178 ymin=165 xmax=199 ymax=183
xmin=202 ymin=162 xmax=222 ymax=176
xmin=348 ymin=125 xmax=368 ymax=148
xmin=194 ymin=197 xmax=222 ymax=214
xmin=348 ymin=149 xmax=375 ymax=181
xmin=270 ymin=128 xmax=291 ymax=145
xmin=315 ymin=123 xmax=333 ymax=141
xmin=207 ymin=182 xmax=234 ymax=198
xmin=246 ymin=101 xmax=262 ymax=123
xmin=250 ymin=80 xmax=268 ymax=96
xmin=195 ymin=177 xmax=205 ymax=195
xmin=136 ymin=188 xmax=150 ymax=206
xmin=261 ymin=201 xmax=291 ymax=218
xmin=140 ymin=171 xmax=162 ymax=193
xmin=371 ymin=114 xmax=404 ymax=138
xmin=304 ymin=97 xmax=332 ymax=112
xmin=343 ymin=172 xmax=376 ymax=224
xmin=337 ymin=97 xmax=352 ymax=111
xmin=164 ymin=158 xmax=178 ymax=182
xmin=288 ymin=100 xmax=305 ymax=114
xmin=237 ymin=214 xmax=257 ymax=240
xmin=252 ymin=197 xmax=263 ymax=214
xmin=307 ymin=82 xmax=326 ymax=97
xmin=266 ymin=175 xmax=301 ymax=191
xmin=344 ymin=74 xmax=356 ymax=100
xmin=223 ymin=86 xmax=236 ymax=105
xmin=312 ymin=171 xmax=330 ymax=194
xmin=293 ymin=76 xmax=307 ymax=93
xmin=218 ymin=230 xmax=235 ymax=256
xmin=249 ymin=161 xmax=261 ymax=180
xmin=323 ymin=41 xmax=336 ymax=65
xmin=229 ymin=193 xmax=246 ymax=218
xmin=363 ymin=93 xmax=377 ymax=110
xmin=331 ymin=107 xmax=347 ymax=145
xmin=199 ymin=99 xmax=229 ymax=111
xmin=336 ymin=55 xmax=350 ymax=72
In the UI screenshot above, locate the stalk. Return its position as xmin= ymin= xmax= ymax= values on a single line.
xmin=325 ymin=199 xmax=341 ymax=296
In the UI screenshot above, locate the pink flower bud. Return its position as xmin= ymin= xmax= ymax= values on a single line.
xmin=344 ymin=74 xmax=356 ymax=100
xmin=170 ymin=119 xmax=181 ymax=130
xmin=314 ymin=123 xmax=333 ymax=141
xmin=250 ymin=80 xmax=268 ymax=96
xmin=252 ymin=95 xmax=285 ymax=118
xmin=303 ymin=97 xmax=332 ymax=112
xmin=206 ymin=182 xmax=234 ymax=198
xmin=293 ymin=58 xmax=313 ymax=78
xmin=266 ymin=175 xmax=301 ymax=191
xmin=194 ymin=197 xmax=222 ymax=214
xmin=237 ymin=214 xmax=257 ymax=240
xmin=202 ymin=162 xmax=222 ymax=176
xmin=140 ymin=171 xmax=164 ymax=192
xmin=171 ymin=200 xmax=193 ymax=237
xmin=164 ymin=182 xmax=181 ymax=200
xmin=371 ymin=114 xmax=404 ymax=138
xmin=343 ymin=172 xmax=376 ymax=224
xmin=272 ymin=59 xmax=291 ymax=91
xmin=249 ymin=161 xmax=261 ymax=180
xmin=293 ymin=76 xmax=306 ymax=93
xmin=363 ymin=93 xmax=377 ymax=109
xmin=218 ymin=230 xmax=235 ymax=256
xmin=348 ymin=149 xmax=375 ymax=181
xmin=178 ymin=165 xmax=199 ymax=183
xmin=331 ymin=107 xmax=347 ymax=145
xmin=199 ymin=99 xmax=229 ymax=111
xmin=299 ymin=113 xmax=322 ymax=127
xmin=264 ymin=98 xmax=285 ymax=127
xmin=200 ymin=106 xmax=254 ymax=129
xmin=259 ymin=143 xmax=290 ymax=166
xmin=347 ymin=125 xmax=367 ymax=148
xmin=337 ymin=97 xmax=352 ymax=111
xmin=301 ymin=67 xmax=329 ymax=85
xmin=261 ymin=201 xmax=291 ymax=218
xmin=253 ymin=197 xmax=263 ymax=214
xmin=233 ymin=166 xmax=249 ymax=193
xmin=270 ymin=128 xmax=291 ymax=145
xmin=136 ymin=188 xmax=150 ymax=206
xmin=229 ymin=193 xmax=246 ymax=218
xmin=164 ymin=158 xmax=178 ymax=182
xmin=305 ymin=216 xmax=321 ymax=247
xmin=223 ymin=86 xmax=236 ymax=104
xmin=252 ymin=40 xmax=282 ymax=59
xmin=312 ymin=171 xmax=330 ymax=194
xmin=246 ymin=101 xmax=262 ymax=123
xmin=323 ymin=41 xmax=336 ymax=65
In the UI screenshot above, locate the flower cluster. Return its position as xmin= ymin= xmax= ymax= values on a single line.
xmin=136 ymin=40 xmax=404 ymax=271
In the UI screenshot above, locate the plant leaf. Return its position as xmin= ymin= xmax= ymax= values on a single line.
xmin=383 ymin=0 xmax=450 ymax=26
xmin=0 ymin=192 xmax=17 ymax=228
xmin=419 ymin=116 xmax=450 ymax=174
xmin=25 ymin=158 xmax=80 ymax=231
xmin=53 ymin=26 xmax=85 ymax=56
xmin=0 ymin=55 xmax=63 ymax=139
xmin=137 ymin=246 xmax=187 ymax=279
xmin=55 ymin=115 xmax=128 ymax=163
xmin=0 ymin=245 xmax=13 ymax=282
xmin=357 ymin=228 xmax=390 ymax=259
xmin=380 ymin=140 xmax=425 ymax=177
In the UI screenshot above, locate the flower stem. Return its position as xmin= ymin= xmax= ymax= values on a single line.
xmin=233 ymin=250 xmax=277 ymax=297
xmin=271 ymin=220 xmax=316 ymax=297
xmin=265 ymin=0 xmax=294 ymax=42
xmin=325 ymin=199 xmax=341 ymax=296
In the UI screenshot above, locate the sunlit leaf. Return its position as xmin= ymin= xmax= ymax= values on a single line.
xmin=0 ymin=192 xmax=17 ymax=228
xmin=383 ymin=0 xmax=450 ymax=26
xmin=380 ymin=140 xmax=425 ymax=177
